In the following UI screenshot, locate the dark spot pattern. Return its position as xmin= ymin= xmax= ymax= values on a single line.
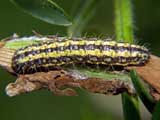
xmin=12 ymin=39 xmax=150 ymax=74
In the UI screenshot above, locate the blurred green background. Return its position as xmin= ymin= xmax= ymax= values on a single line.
xmin=0 ymin=0 xmax=159 ymax=120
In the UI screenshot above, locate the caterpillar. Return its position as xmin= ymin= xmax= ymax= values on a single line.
xmin=11 ymin=37 xmax=150 ymax=74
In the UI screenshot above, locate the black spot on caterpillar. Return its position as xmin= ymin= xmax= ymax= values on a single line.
xmin=12 ymin=37 xmax=150 ymax=74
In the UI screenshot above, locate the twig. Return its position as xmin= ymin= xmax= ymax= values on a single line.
xmin=6 ymin=70 xmax=135 ymax=97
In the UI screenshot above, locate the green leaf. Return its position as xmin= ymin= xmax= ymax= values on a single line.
xmin=152 ymin=102 xmax=160 ymax=120
xmin=10 ymin=0 xmax=72 ymax=26
xmin=130 ymin=70 xmax=156 ymax=113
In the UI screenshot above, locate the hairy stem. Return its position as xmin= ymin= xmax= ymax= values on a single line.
xmin=114 ymin=0 xmax=141 ymax=119
xmin=114 ymin=0 xmax=134 ymax=43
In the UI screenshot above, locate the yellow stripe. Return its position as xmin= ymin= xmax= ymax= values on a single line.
xmin=16 ymin=39 xmax=147 ymax=55
xmin=16 ymin=40 xmax=87 ymax=54
xmin=37 ymin=60 xmax=140 ymax=67
xmin=17 ymin=49 xmax=145 ymax=64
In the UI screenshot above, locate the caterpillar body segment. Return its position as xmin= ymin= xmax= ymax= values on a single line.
xmin=11 ymin=37 xmax=150 ymax=74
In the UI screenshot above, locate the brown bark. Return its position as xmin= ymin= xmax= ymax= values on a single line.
xmin=6 ymin=70 xmax=134 ymax=97
xmin=127 ymin=55 xmax=160 ymax=100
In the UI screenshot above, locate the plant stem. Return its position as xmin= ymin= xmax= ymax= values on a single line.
xmin=114 ymin=0 xmax=141 ymax=119
xmin=130 ymin=70 xmax=156 ymax=113
xmin=67 ymin=0 xmax=100 ymax=37
xmin=122 ymin=93 xmax=141 ymax=120
xmin=152 ymin=102 xmax=160 ymax=120
xmin=114 ymin=0 xmax=134 ymax=43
